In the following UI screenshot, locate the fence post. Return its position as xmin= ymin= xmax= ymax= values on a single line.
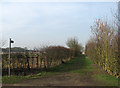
xmin=36 ymin=55 xmax=39 ymax=68
xmin=40 ymin=57 xmax=42 ymax=68
xmin=44 ymin=56 xmax=46 ymax=68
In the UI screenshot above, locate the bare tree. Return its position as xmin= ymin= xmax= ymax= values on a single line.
xmin=66 ymin=37 xmax=83 ymax=56
xmin=86 ymin=17 xmax=119 ymax=78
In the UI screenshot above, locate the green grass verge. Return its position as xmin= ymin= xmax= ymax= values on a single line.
xmin=93 ymin=74 xmax=120 ymax=86
xmin=2 ymin=71 xmax=55 ymax=84
xmin=2 ymin=76 xmax=28 ymax=84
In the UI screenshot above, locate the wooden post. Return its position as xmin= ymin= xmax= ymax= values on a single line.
xmin=40 ymin=57 xmax=42 ymax=68
xmin=44 ymin=56 xmax=46 ymax=68
xmin=36 ymin=55 xmax=39 ymax=68
xmin=32 ymin=57 xmax=34 ymax=68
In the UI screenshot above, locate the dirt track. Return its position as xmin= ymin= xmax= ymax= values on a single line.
xmin=3 ymin=72 xmax=97 ymax=86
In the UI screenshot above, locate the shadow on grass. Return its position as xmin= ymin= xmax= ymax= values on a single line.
xmin=44 ymin=54 xmax=92 ymax=73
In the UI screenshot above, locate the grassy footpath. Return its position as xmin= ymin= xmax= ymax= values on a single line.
xmin=2 ymin=54 xmax=120 ymax=86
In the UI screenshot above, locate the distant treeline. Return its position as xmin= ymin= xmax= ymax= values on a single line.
xmin=2 ymin=47 xmax=33 ymax=53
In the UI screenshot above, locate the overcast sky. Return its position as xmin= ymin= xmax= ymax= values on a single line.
xmin=1 ymin=1 xmax=118 ymax=49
